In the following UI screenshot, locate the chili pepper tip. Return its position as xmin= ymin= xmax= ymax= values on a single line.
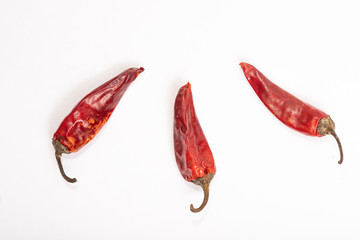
xmin=239 ymin=62 xmax=252 ymax=73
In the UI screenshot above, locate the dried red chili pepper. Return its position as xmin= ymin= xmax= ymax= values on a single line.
xmin=53 ymin=67 xmax=144 ymax=182
xmin=173 ymin=82 xmax=216 ymax=213
xmin=240 ymin=62 xmax=343 ymax=164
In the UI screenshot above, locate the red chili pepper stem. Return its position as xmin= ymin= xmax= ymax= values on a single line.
xmin=190 ymin=173 xmax=215 ymax=213
xmin=52 ymin=139 xmax=77 ymax=183
xmin=317 ymin=116 xmax=343 ymax=164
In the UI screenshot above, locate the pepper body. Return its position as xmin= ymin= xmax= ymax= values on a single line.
xmin=174 ymin=82 xmax=216 ymax=181
xmin=53 ymin=67 xmax=144 ymax=182
xmin=240 ymin=62 xmax=343 ymax=164
xmin=54 ymin=67 xmax=144 ymax=152
xmin=174 ymin=82 xmax=216 ymax=212
xmin=240 ymin=62 xmax=327 ymax=136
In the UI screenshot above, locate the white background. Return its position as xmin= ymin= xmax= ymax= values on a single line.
xmin=1 ymin=0 xmax=360 ymax=239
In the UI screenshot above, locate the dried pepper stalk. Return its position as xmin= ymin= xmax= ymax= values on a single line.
xmin=240 ymin=62 xmax=343 ymax=164
xmin=53 ymin=67 xmax=144 ymax=182
xmin=173 ymin=82 xmax=216 ymax=213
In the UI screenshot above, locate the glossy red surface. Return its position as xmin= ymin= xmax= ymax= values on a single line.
xmin=53 ymin=67 xmax=144 ymax=152
xmin=240 ymin=62 xmax=327 ymax=137
xmin=173 ymin=83 xmax=216 ymax=181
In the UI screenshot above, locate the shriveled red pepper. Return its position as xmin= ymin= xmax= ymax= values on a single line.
xmin=173 ymin=82 xmax=216 ymax=213
xmin=53 ymin=67 xmax=144 ymax=182
xmin=240 ymin=62 xmax=343 ymax=164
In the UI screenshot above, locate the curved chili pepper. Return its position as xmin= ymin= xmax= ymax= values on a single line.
xmin=174 ymin=82 xmax=216 ymax=213
xmin=53 ymin=67 xmax=144 ymax=182
xmin=240 ymin=62 xmax=343 ymax=164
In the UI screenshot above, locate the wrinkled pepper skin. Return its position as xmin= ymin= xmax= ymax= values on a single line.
xmin=174 ymin=82 xmax=216 ymax=180
xmin=240 ymin=62 xmax=327 ymax=136
xmin=53 ymin=67 xmax=144 ymax=182
xmin=174 ymin=82 xmax=216 ymax=212
xmin=240 ymin=62 xmax=343 ymax=164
